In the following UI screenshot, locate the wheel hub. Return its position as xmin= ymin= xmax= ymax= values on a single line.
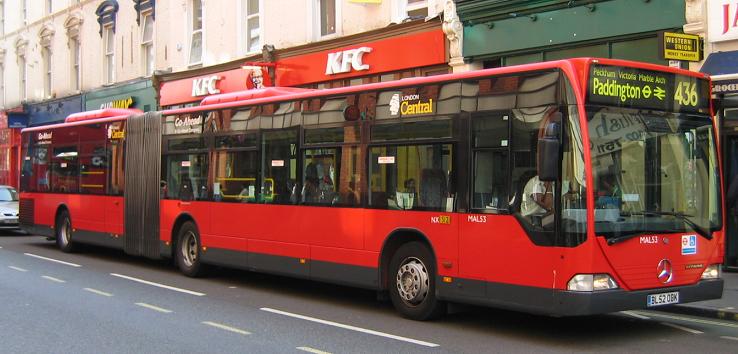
xmin=181 ymin=231 xmax=198 ymax=267
xmin=396 ymin=257 xmax=429 ymax=305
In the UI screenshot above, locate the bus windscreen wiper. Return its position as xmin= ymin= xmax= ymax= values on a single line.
xmin=606 ymin=231 xmax=649 ymax=245
xmin=621 ymin=210 xmax=712 ymax=241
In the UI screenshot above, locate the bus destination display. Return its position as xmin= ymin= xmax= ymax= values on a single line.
xmin=587 ymin=64 xmax=710 ymax=114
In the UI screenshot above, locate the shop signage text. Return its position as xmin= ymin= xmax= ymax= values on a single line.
xmin=660 ymin=32 xmax=701 ymax=62
xmin=192 ymin=75 xmax=222 ymax=97
xmin=713 ymin=79 xmax=738 ymax=94
xmin=325 ymin=47 xmax=372 ymax=75
xmin=100 ymin=97 xmax=134 ymax=109
xmin=708 ymin=0 xmax=738 ymax=42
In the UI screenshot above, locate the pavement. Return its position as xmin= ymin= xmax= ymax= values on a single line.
xmin=659 ymin=270 xmax=738 ymax=322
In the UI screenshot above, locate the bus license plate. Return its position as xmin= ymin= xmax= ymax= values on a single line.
xmin=647 ymin=291 xmax=679 ymax=307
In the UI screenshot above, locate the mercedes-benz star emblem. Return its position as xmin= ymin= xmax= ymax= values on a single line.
xmin=657 ymin=259 xmax=673 ymax=284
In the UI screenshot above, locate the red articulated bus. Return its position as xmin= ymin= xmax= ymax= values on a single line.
xmin=19 ymin=58 xmax=724 ymax=320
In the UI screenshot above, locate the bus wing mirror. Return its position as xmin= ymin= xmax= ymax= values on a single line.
xmin=537 ymin=121 xmax=561 ymax=182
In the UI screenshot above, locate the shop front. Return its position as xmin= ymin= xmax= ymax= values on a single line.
xmin=158 ymin=65 xmax=266 ymax=109
xmin=456 ymin=0 xmax=686 ymax=68
xmin=274 ymin=21 xmax=447 ymax=88
xmin=84 ymin=79 xmax=157 ymax=112
xmin=158 ymin=19 xmax=448 ymax=107
xmin=0 ymin=109 xmax=24 ymax=187
xmin=25 ymin=94 xmax=83 ymax=127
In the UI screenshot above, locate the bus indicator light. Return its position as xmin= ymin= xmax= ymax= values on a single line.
xmin=442 ymin=277 xmax=453 ymax=283
xmin=299 ymin=258 xmax=307 ymax=264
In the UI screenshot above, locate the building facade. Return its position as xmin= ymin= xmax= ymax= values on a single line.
xmin=455 ymin=0 xmax=686 ymax=69
xmin=0 ymin=0 xmax=457 ymax=188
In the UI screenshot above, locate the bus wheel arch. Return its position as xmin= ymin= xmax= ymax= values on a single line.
xmin=54 ymin=204 xmax=76 ymax=253
xmin=171 ymin=214 xmax=206 ymax=277
xmin=379 ymin=229 xmax=436 ymax=290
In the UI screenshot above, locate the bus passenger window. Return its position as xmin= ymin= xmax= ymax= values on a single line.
xmin=51 ymin=146 xmax=79 ymax=194
xmin=213 ymin=150 xmax=258 ymax=203
xmin=369 ymin=144 xmax=453 ymax=212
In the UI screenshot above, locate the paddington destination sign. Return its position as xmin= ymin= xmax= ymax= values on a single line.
xmin=588 ymin=64 xmax=710 ymax=114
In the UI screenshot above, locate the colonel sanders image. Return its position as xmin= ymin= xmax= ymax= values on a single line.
xmin=250 ymin=69 xmax=265 ymax=89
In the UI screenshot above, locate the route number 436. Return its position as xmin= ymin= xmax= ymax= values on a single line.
xmin=674 ymin=81 xmax=699 ymax=107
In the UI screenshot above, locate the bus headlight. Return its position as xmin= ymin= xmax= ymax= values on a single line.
xmin=701 ymin=264 xmax=721 ymax=279
xmin=567 ymin=274 xmax=619 ymax=292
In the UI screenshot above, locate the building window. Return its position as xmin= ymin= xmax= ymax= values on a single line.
xmin=46 ymin=0 xmax=52 ymax=14
xmin=394 ymin=0 xmax=427 ymax=22
xmin=43 ymin=45 xmax=52 ymax=97
xmin=141 ymin=11 xmax=154 ymax=76
xmin=22 ymin=0 xmax=26 ymax=24
xmin=245 ymin=0 xmax=260 ymax=53
xmin=71 ymin=36 xmax=81 ymax=90
xmin=104 ymin=25 xmax=115 ymax=84
xmin=318 ymin=0 xmax=337 ymax=37
xmin=1 ymin=1 xmax=5 ymax=36
xmin=189 ymin=0 xmax=203 ymax=65
xmin=0 ymin=64 xmax=4 ymax=107
xmin=19 ymin=55 xmax=26 ymax=101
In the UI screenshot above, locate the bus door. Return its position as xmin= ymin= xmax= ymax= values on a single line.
xmin=123 ymin=112 xmax=162 ymax=259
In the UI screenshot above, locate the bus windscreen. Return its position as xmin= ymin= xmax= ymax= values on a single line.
xmin=587 ymin=64 xmax=711 ymax=114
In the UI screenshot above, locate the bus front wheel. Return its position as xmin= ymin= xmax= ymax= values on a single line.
xmin=388 ymin=242 xmax=446 ymax=320
xmin=176 ymin=221 xmax=205 ymax=277
xmin=55 ymin=210 xmax=76 ymax=253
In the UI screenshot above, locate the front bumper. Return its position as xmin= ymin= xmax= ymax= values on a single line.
xmin=553 ymin=279 xmax=724 ymax=316
xmin=0 ymin=218 xmax=19 ymax=229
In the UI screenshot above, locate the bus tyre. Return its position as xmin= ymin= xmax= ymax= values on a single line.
xmin=55 ymin=210 xmax=76 ymax=253
xmin=388 ymin=242 xmax=446 ymax=320
xmin=176 ymin=221 xmax=205 ymax=277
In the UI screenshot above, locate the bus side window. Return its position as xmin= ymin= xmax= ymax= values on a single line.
xmin=369 ymin=144 xmax=453 ymax=212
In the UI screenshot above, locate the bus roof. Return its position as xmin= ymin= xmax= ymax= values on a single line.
xmin=162 ymin=57 xmax=709 ymax=117
xmin=21 ymin=58 xmax=711 ymax=134
xmin=65 ymin=108 xmax=143 ymax=123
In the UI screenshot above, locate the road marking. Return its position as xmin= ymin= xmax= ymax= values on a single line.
xmin=260 ymin=307 xmax=439 ymax=348
xmin=621 ymin=311 xmax=650 ymax=320
xmin=42 ymin=275 xmax=66 ymax=283
xmin=110 ymin=273 xmax=206 ymax=297
xmin=634 ymin=311 xmax=738 ymax=329
xmin=9 ymin=266 xmax=27 ymax=272
xmin=84 ymin=288 xmax=113 ymax=297
xmin=660 ymin=322 xmax=703 ymax=334
xmin=201 ymin=321 xmax=251 ymax=335
xmin=24 ymin=253 xmax=82 ymax=267
xmin=720 ymin=336 xmax=738 ymax=341
xmin=135 ymin=302 xmax=173 ymax=313
xmin=297 ymin=347 xmax=331 ymax=354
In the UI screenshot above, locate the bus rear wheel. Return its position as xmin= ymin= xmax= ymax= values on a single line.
xmin=388 ymin=242 xmax=446 ymax=320
xmin=176 ymin=221 xmax=206 ymax=277
xmin=55 ymin=210 xmax=76 ymax=253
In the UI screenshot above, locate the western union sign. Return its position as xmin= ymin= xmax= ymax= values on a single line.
xmin=660 ymin=32 xmax=702 ymax=62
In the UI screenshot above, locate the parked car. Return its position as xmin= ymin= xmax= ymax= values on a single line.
xmin=0 ymin=185 xmax=19 ymax=230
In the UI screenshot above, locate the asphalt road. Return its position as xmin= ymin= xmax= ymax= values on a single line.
xmin=1 ymin=231 xmax=737 ymax=354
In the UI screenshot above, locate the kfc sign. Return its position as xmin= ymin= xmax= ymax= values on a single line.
xmin=708 ymin=0 xmax=738 ymax=42
xmin=192 ymin=75 xmax=221 ymax=97
xmin=325 ymin=47 xmax=372 ymax=75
